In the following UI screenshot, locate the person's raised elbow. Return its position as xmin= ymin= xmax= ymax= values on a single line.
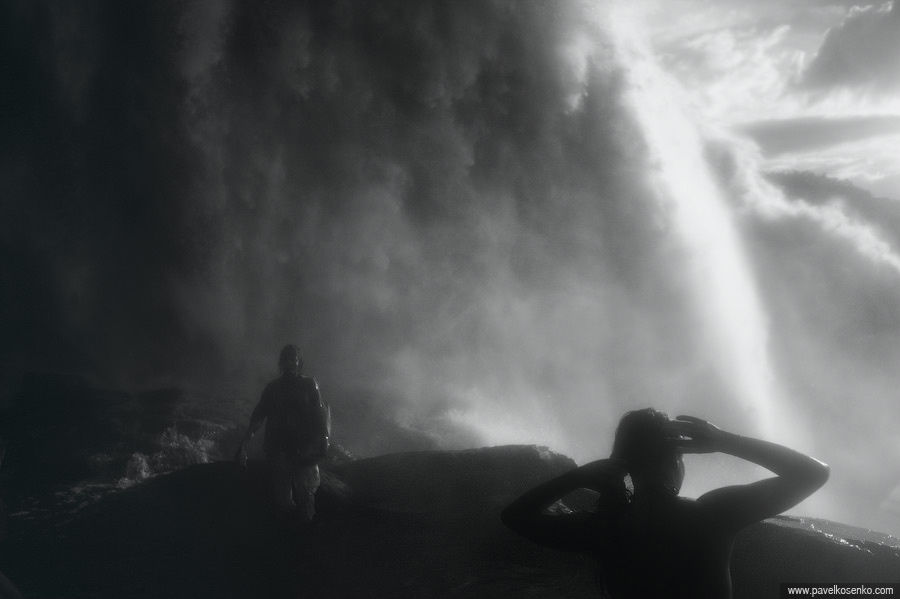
xmin=803 ymin=459 xmax=830 ymax=491
xmin=814 ymin=461 xmax=830 ymax=487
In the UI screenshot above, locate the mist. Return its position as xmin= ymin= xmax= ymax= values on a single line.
xmin=2 ymin=0 xmax=899 ymax=536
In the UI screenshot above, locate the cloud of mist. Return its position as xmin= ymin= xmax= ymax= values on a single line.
xmin=175 ymin=0 xmax=720 ymax=451
xmin=1 ymin=0 xmax=754 ymax=446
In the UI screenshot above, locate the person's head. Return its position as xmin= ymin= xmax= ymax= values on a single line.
xmin=611 ymin=408 xmax=684 ymax=497
xmin=278 ymin=344 xmax=302 ymax=377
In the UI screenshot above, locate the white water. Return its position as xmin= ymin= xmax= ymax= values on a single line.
xmin=608 ymin=16 xmax=782 ymax=442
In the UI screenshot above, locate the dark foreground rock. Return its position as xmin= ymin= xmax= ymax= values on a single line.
xmin=1 ymin=445 xmax=898 ymax=598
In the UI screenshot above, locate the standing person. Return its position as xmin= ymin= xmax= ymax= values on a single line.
xmin=502 ymin=409 xmax=829 ymax=599
xmin=236 ymin=345 xmax=330 ymax=526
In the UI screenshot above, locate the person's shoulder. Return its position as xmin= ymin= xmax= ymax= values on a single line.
xmin=256 ymin=379 xmax=279 ymax=410
xmin=677 ymin=494 xmax=740 ymax=537
xmin=642 ymin=496 xmax=705 ymax=527
xmin=674 ymin=495 xmax=709 ymax=519
xmin=677 ymin=496 xmax=699 ymax=507
xmin=298 ymin=375 xmax=319 ymax=390
xmin=263 ymin=377 xmax=282 ymax=391
xmin=262 ymin=376 xmax=291 ymax=401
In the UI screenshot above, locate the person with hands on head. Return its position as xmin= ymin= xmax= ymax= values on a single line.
xmin=501 ymin=408 xmax=829 ymax=599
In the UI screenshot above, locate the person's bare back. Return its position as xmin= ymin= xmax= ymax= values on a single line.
xmin=594 ymin=495 xmax=733 ymax=598
xmin=502 ymin=409 xmax=829 ymax=598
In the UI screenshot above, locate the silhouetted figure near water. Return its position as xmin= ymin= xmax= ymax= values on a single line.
xmin=236 ymin=345 xmax=331 ymax=527
xmin=502 ymin=409 xmax=829 ymax=598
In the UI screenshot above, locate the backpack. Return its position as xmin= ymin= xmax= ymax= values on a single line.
xmin=267 ymin=376 xmax=330 ymax=458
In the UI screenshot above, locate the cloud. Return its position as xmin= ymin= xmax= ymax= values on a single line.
xmin=803 ymin=1 xmax=900 ymax=92
xmin=739 ymin=115 xmax=900 ymax=197
xmin=740 ymin=115 xmax=900 ymax=155
xmin=651 ymin=1 xmax=900 ymax=122
xmin=755 ymin=132 xmax=900 ymax=198
xmin=656 ymin=22 xmax=805 ymax=122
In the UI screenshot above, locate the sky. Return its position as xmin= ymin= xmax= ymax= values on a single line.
xmin=2 ymin=0 xmax=900 ymax=536
xmin=648 ymin=0 xmax=900 ymax=197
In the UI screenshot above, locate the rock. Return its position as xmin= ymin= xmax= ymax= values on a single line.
xmin=1 ymin=375 xmax=240 ymax=490
xmin=332 ymin=445 xmax=575 ymax=515
xmin=733 ymin=516 xmax=900 ymax=598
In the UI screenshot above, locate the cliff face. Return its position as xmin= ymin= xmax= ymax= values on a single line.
xmin=1 ymin=445 xmax=898 ymax=598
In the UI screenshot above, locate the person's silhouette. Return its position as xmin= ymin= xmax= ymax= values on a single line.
xmin=502 ymin=409 xmax=829 ymax=598
xmin=236 ymin=345 xmax=330 ymax=527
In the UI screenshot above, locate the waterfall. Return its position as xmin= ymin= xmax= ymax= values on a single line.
xmin=606 ymin=15 xmax=783 ymax=443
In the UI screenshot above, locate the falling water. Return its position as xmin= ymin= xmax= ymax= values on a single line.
xmin=606 ymin=17 xmax=790 ymax=445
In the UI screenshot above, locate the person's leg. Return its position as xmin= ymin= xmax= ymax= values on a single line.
xmin=290 ymin=463 xmax=321 ymax=524
xmin=269 ymin=452 xmax=294 ymax=513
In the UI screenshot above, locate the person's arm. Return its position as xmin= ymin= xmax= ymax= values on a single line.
xmin=501 ymin=459 xmax=626 ymax=551
xmin=674 ymin=416 xmax=829 ymax=531
xmin=235 ymin=389 xmax=270 ymax=468
xmin=310 ymin=378 xmax=330 ymax=459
